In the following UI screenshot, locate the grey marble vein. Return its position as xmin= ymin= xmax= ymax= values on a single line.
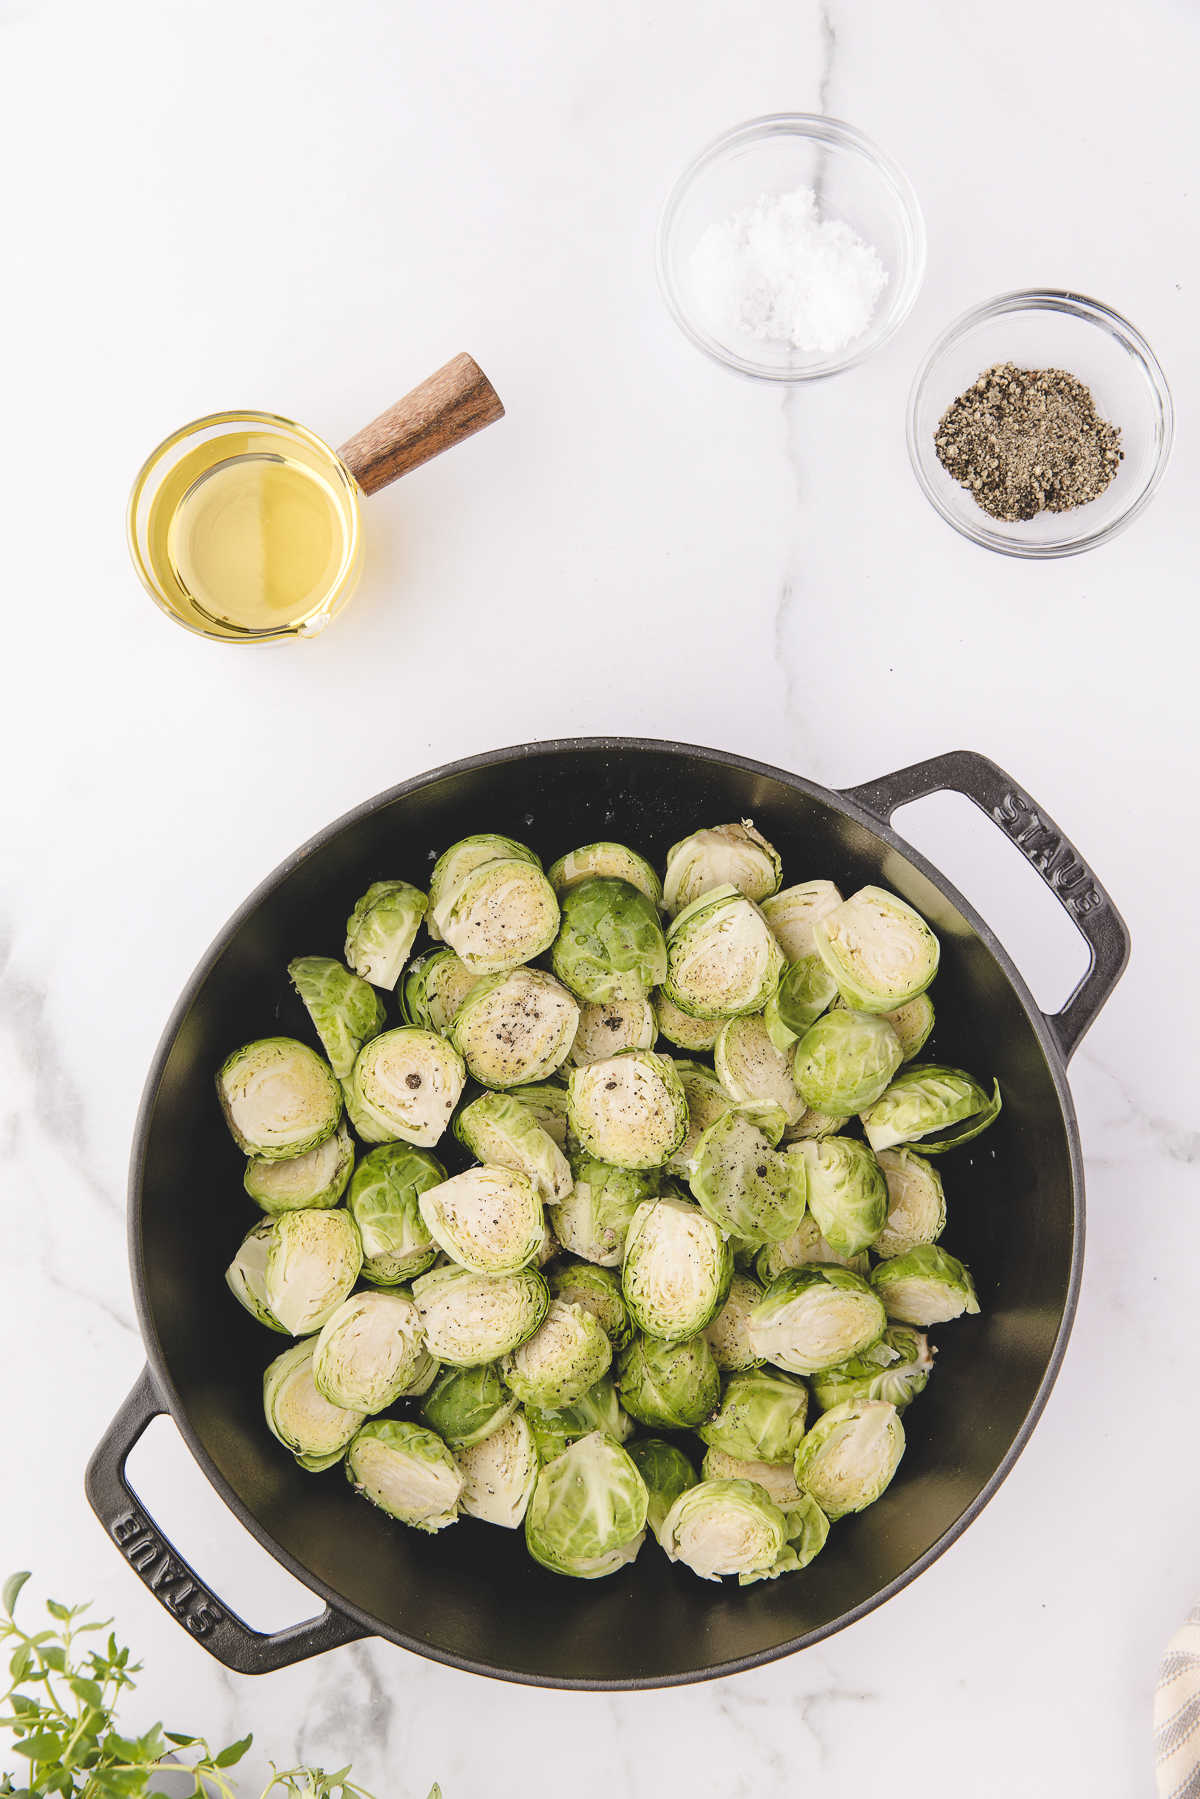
xmin=817 ymin=0 xmax=838 ymax=113
xmin=1079 ymin=1051 xmax=1200 ymax=1166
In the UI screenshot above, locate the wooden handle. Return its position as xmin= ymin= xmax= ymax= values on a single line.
xmin=337 ymin=353 xmax=505 ymax=496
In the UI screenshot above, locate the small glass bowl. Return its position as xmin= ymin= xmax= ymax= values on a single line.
xmin=907 ymin=291 xmax=1174 ymax=558
xmin=656 ymin=113 xmax=926 ymax=381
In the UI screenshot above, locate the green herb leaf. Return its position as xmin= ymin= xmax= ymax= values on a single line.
xmin=1 ymin=1574 xmax=30 ymax=1618
xmin=44 ymin=1601 xmax=70 ymax=1621
xmin=68 ymin=1675 xmax=104 ymax=1707
xmin=12 ymin=1729 xmax=65 ymax=1761
xmin=214 ymin=1733 xmax=253 ymax=1767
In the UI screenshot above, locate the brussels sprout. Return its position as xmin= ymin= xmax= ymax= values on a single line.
xmin=525 ymin=1433 xmax=648 ymax=1579
xmin=813 ymin=885 xmax=940 ymax=1014
xmin=567 ymin=1051 xmax=688 ymax=1170
xmin=568 ymin=997 xmax=658 ymax=1068
xmin=652 ymin=991 xmax=722 ymax=1052
xmin=217 ymin=1037 xmax=342 ymax=1161
xmin=715 ymin=1012 xmax=806 ymax=1124
xmin=401 ymin=948 xmax=482 ymax=1034
xmin=547 ymin=1260 xmax=633 ymax=1348
xmin=344 ymin=1142 xmax=444 ymax=1283
xmin=663 ymin=822 xmax=782 ymax=918
xmin=690 ymin=1109 xmax=808 ymax=1248
xmin=263 ymin=1339 xmax=365 ymax=1472
xmin=344 ymin=882 xmax=428 ymax=989
xmin=427 ymin=834 xmax=541 ymax=939
xmin=549 ymin=842 xmax=663 ymax=907
xmin=622 ymin=1196 xmax=732 ymax=1341
xmin=412 ymin=1264 xmax=549 ymax=1365
xmin=551 ymin=878 xmax=668 ymax=1004
xmin=452 ymin=1091 xmax=572 ymax=1205
xmin=508 ymin=1081 xmax=572 ymax=1148
xmin=659 ymin=1479 xmax=788 ymax=1583
xmin=455 ymin=1412 xmax=539 ymax=1528
xmin=549 ymin=1153 xmax=657 ymax=1266
xmin=700 ymin=1447 xmax=802 ymax=1509
xmin=750 ymin=1264 xmax=886 ymax=1375
xmin=616 ymin=1332 xmax=720 ymax=1429
xmin=312 ymin=1289 xmax=426 ymax=1413
xmin=880 ymin=993 xmax=935 ymax=1062
xmin=436 ymin=857 xmax=560 ymax=975
xmin=349 ymin=1028 xmax=467 ymax=1148
xmin=760 ymin=880 xmax=843 ymax=960
xmin=794 ymin=1136 xmax=888 ymax=1257
xmin=420 ymin=1362 xmax=518 ymax=1449
xmin=754 ymin=1214 xmax=868 ymax=1285
xmin=524 ymin=1374 xmax=633 ymax=1461
xmin=502 ymin=1300 xmax=613 ymax=1408
xmin=874 ymin=1148 xmax=947 ymax=1258
xmin=346 ymin=1420 xmax=463 ymax=1532
xmin=397 ymin=1344 xmax=441 ymax=1398
xmin=450 ymin=969 xmax=580 ymax=1088
xmin=287 ymin=956 xmax=387 ymax=1080
xmin=667 ymin=1061 xmax=733 ymax=1175
xmin=663 ymin=887 xmax=785 ymax=1021
xmin=704 ymin=1270 xmax=766 ymax=1372
xmin=229 ymin=1208 xmax=362 ymax=1337
xmin=764 ymin=955 xmax=840 ymax=1054
xmin=871 ymin=1244 xmax=981 ymax=1325
xmin=698 ymin=1367 xmax=810 ymax=1463
xmin=783 ymin=1106 xmax=852 ymax=1143
xmin=226 ymin=1221 xmax=289 ymax=1332
xmin=418 ymin=1166 xmax=545 ymax=1276
xmin=793 ymin=1398 xmax=905 ymax=1519
xmin=861 ymin=1065 xmax=1002 ymax=1155
xmin=740 ymin=1490 xmax=831 ymax=1583
xmin=791 ymin=1009 xmax=903 ymax=1115
xmin=628 ymin=1439 xmax=697 ymax=1544
xmin=244 ymin=1120 xmax=354 ymax=1214
xmin=810 ymin=1325 xmax=934 ymax=1412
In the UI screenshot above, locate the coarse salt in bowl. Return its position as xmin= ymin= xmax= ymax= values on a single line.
xmin=657 ymin=114 xmax=926 ymax=381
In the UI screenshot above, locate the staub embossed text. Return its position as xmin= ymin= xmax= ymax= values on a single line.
xmin=112 ymin=1508 xmax=223 ymax=1635
xmin=992 ymin=791 xmax=1102 ymax=916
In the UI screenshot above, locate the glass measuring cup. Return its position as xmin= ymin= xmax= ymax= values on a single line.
xmin=127 ymin=354 xmax=503 ymax=642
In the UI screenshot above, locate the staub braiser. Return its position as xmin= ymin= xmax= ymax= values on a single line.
xmin=86 ymin=741 xmax=1128 ymax=1688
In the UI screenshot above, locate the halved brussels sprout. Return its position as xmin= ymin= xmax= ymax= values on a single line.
xmin=524 ymin=1374 xmax=633 ymax=1461
xmin=622 ymin=1196 xmax=732 ymax=1341
xmin=700 ymin=1447 xmax=802 ymax=1510
xmin=549 ymin=1153 xmax=657 ymax=1266
xmin=783 ymin=1106 xmax=851 ymax=1143
xmin=455 ymin=1412 xmax=539 ymax=1528
xmin=401 ymin=948 xmax=481 ymax=1034
xmin=663 ymin=888 xmax=785 ymax=1021
xmin=690 ymin=1109 xmax=808 ymax=1248
xmin=349 ymin=1028 xmax=467 ymax=1148
xmin=450 ymin=969 xmax=580 ymax=1088
xmin=792 ymin=1009 xmax=903 ymax=1115
xmin=794 ymin=1136 xmax=888 ymax=1256
xmin=436 ymin=857 xmax=560 ymax=975
xmin=810 ymin=1324 xmax=934 ymax=1412
xmin=549 ymin=842 xmax=663 ymax=907
xmin=704 ymin=1270 xmax=766 ymax=1372
xmin=551 ymin=878 xmax=668 ymax=1004
xmin=880 ymin=993 xmax=935 ymax=1061
xmin=760 ymin=880 xmax=843 ymax=961
xmin=698 ymin=1366 xmax=810 ymax=1463
xmin=754 ymin=1214 xmax=868 ymax=1284
xmin=427 ymin=834 xmax=541 ymax=939
xmin=861 ymin=1065 xmax=1002 ymax=1155
xmin=750 ymin=1264 xmax=886 ymax=1375
xmin=287 ymin=956 xmax=387 ymax=1081
xmin=244 ymin=1120 xmax=354 ymax=1214
xmin=263 ymin=1339 xmax=365 ymax=1472
xmin=508 ymin=1080 xmax=571 ymax=1148
xmin=397 ymin=1344 xmax=441 ymax=1399
xmin=628 ymin=1438 xmax=697 ymax=1544
xmin=659 ymin=1479 xmax=788 ymax=1583
xmin=217 ymin=1037 xmax=342 ymax=1161
xmin=453 ymin=1090 xmax=572 ymax=1205
xmin=616 ymin=1332 xmax=720 ymax=1429
xmin=740 ymin=1490 xmax=831 ymax=1584
xmin=871 ymin=1244 xmax=980 ymax=1325
xmin=419 ymin=1165 xmax=545 ymax=1276
xmin=874 ymin=1147 xmax=947 ymax=1257
xmin=715 ymin=1013 xmax=806 ymax=1124
xmin=344 ymin=1142 xmax=444 ymax=1284
xmin=793 ymin=1398 xmax=905 ymax=1519
xmin=229 ymin=1208 xmax=362 ymax=1337
xmin=312 ymin=1289 xmax=426 ymax=1413
xmin=346 ymin=1420 xmax=463 ymax=1532
xmin=663 ymin=822 xmax=782 ymax=918
xmin=227 ymin=1221 xmax=289 ymax=1332
xmin=667 ymin=1061 xmax=734 ymax=1175
xmin=547 ymin=1261 xmax=632 ymax=1348
xmin=525 ymin=1432 xmax=648 ymax=1580
xmin=813 ymin=886 xmax=940 ymax=1013
xmin=567 ymin=1051 xmax=687 ymax=1170
xmin=420 ymin=1362 xmax=518 ymax=1449
xmin=502 ymin=1299 xmax=613 ymax=1408
xmin=344 ymin=882 xmax=428 ymax=990
xmin=568 ymin=996 xmax=658 ymax=1068
xmin=764 ymin=956 xmax=840 ymax=1054
xmin=652 ymin=991 xmax=722 ymax=1052
xmin=412 ymin=1264 xmax=549 ymax=1365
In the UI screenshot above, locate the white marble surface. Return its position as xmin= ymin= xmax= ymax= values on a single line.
xmin=3 ymin=0 xmax=1199 ymax=1792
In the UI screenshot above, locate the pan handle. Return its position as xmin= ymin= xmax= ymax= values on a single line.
xmin=85 ymin=1367 xmax=368 ymax=1674
xmin=840 ymin=749 xmax=1130 ymax=1062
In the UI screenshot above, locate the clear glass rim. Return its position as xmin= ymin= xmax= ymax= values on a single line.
xmin=906 ymin=288 xmax=1175 ymax=559
xmin=126 ymin=409 xmax=363 ymax=642
xmin=655 ymin=112 xmax=928 ymax=383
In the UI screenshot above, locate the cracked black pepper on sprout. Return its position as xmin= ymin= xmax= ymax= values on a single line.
xmin=934 ymin=362 xmax=1122 ymax=522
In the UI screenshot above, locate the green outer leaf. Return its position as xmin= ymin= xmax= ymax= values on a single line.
xmin=2 ymin=1572 xmax=30 ymax=1616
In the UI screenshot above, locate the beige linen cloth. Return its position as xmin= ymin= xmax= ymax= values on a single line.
xmin=1157 ymin=1605 xmax=1200 ymax=1796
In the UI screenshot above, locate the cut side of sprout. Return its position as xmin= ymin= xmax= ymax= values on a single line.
xmin=450 ymin=969 xmax=580 ymax=1087
xmin=502 ymin=1299 xmax=614 ymax=1408
xmin=622 ymin=1196 xmax=732 ymax=1342
xmin=436 ymin=857 xmax=560 ymax=974
xmin=244 ymin=1120 xmax=354 ymax=1214
xmin=456 ymin=1413 xmax=540 ymax=1528
xmin=428 ymin=834 xmax=541 ymax=939
xmin=217 ymin=1037 xmax=342 ymax=1161
xmin=760 ymin=880 xmax=843 ymax=961
xmin=346 ymin=1421 xmax=463 ymax=1532
xmin=755 ymin=1214 xmax=868 ymax=1284
xmin=871 ymin=1244 xmax=980 ymax=1325
xmin=401 ymin=947 xmax=482 ymax=1034
xmin=659 ymin=1478 xmax=788 ymax=1582
xmin=813 ymin=885 xmax=940 ymax=1013
xmin=412 ymin=1264 xmax=549 ymax=1365
xmin=716 ymin=1013 xmax=806 ymax=1125
xmin=874 ymin=1147 xmax=947 ymax=1258
xmin=263 ymin=1339 xmax=365 ymax=1472
xmin=567 ymin=1051 xmax=687 ymax=1170
xmin=750 ymin=1264 xmax=886 ymax=1375
xmin=568 ymin=996 xmax=657 ymax=1067
xmin=664 ymin=887 xmax=785 ymax=1020
xmin=663 ymin=822 xmax=782 ymax=918
xmin=668 ymin=1061 xmax=734 ymax=1176
xmin=793 ymin=1398 xmax=905 ymax=1520
xmin=419 ymin=1165 xmax=546 ymax=1275
xmin=261 ymin=1208 xmax=363 ymax=1337
xmin=652 ymin=991 xmax=722 ymax=1052
xmin=312 ymin=1290 xmax=426 ymax=1413
xmin=349 ymin=1028 xmax=466 ymax=1148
